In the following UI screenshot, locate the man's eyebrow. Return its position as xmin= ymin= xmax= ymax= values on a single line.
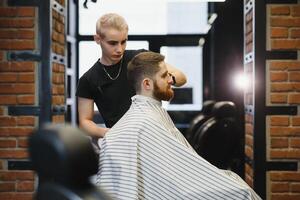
xmin=161 ymin=70 xmax=168 ymax=77
xmin=107 ymin=39 xmax=127 ymax=43
xmin=106 ymin=40 xmax=118 ymax=43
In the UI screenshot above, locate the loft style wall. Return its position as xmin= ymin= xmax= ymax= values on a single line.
xmin=244 ymin=0 xmax=300 ymax=200
xmin=0 ymin=0 xmax=67 ymax=199
xmin=206 ymin=0 xmax=300 ymax=199
xmin=0 ymin=0 xmax=299 ymax=199
xmin=0 ymin=4 xmax=36 ymax=199
xmin=267 ymin=3 xmax=300 ymax=200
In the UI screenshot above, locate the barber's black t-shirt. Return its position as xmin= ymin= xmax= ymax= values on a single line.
xmin=76 ymin=49 xmax=146 ymax=127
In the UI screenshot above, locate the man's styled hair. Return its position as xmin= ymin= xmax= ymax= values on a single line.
xmin=127 ymin=52 xmax=165 ymax=93
xmin=96 ymin=13 xmax=129 ymax=37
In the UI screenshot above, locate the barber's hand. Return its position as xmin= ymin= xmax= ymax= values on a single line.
xmin=103 ymin=128 xmax=110 ymax=135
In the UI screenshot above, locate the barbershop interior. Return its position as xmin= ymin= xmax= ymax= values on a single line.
xmin=0 ymin=0 xmax=300 ymax=199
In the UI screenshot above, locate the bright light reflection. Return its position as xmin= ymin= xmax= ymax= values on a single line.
xmin=233 ymin=72 xmax=249 ymax=91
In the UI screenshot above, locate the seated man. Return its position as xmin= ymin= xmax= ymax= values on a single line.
xmin=97 ymin=52 xmax=261 ymax=200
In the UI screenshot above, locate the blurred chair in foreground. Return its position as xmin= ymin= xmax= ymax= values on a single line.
xmin=29 ymin=124 xmax=112 ymax=200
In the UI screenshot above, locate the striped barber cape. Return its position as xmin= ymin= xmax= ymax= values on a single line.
xmin=97 ymin=95 xmax=261 ymax=200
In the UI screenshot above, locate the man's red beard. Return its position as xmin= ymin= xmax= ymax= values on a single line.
xmin=153 ymin=81 xmax=174 ymax=101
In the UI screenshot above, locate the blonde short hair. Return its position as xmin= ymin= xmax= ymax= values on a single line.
xmin=96 ymin=13 xmax=128 ymax=36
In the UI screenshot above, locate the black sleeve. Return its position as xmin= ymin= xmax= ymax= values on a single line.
xmin=76 ymin=75 xmax=94 ymax=99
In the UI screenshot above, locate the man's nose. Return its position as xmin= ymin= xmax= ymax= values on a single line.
xmin=168 ymin=75 xmax=174 ymax=85
xmin=116 ymin=43 xmax=122 ymax=52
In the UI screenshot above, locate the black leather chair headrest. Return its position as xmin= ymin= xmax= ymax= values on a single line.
xmin=212 ymin=101 xmax=236 ymax=119
xmin=202 ymin=100 xmax=216 ymax=115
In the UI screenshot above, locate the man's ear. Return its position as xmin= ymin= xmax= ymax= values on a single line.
xmin=141 ymin=78 xmax=153 ymax=91
xmin=94 ymin=34 xmax=101 ymax=44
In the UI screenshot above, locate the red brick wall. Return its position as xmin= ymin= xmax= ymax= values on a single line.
xmin=0 ymin=5 xmax=37 ymax=200
xmin=244 ymin=2 xmax=300 ymax=199
xmin=266 ymin=4 xmax=300 ymax=200
xmin=244 ymin=4 xmax=254 ymax=188
xmin=52 ymin=4 xmax=66 ymax=123
xmin=0 ymin=1 xmax=66 ymax=199
xmin=269 ymin=5 xmax=300 ymax=50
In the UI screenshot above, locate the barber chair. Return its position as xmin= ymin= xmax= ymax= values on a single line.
xmin=185 ymin=100 xmax=216 ymax=146
xmin=193 ymin=101 xmax=240 ymax=170
xmin=29 ymin=124 xmax=112 ymax=200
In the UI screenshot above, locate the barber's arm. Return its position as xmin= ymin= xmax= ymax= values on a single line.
xmin=78 ymin=97 xmax=109 ymax=138
xmin=166 ymin=63 xmax=187 ymax=87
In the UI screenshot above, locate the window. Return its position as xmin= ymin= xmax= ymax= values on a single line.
xmin=79 ymin=0 xmax=208 ymax=35
xmin=161 ymin=46 xmax=203 ymax=111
